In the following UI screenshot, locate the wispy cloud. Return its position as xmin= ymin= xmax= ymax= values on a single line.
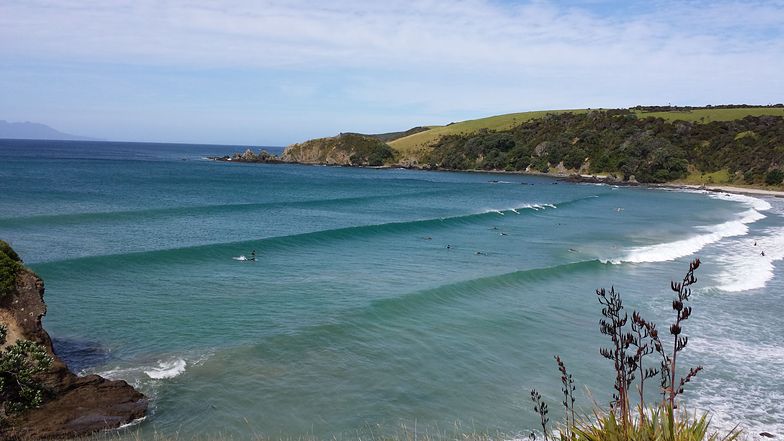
xmin=1 ymin=0 xmax=782 ymax=144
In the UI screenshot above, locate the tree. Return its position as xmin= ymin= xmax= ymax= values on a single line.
xmin=0 ymin=325 xmax=52 ymax=422
xmin=0 ymin=241 xmax=22 ymax=299
xmin=765 ymin=169 xmax=784 ymax=185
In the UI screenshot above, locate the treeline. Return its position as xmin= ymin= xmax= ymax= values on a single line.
xmin=633 ymin=104 xmax=784 ymax=112
xmin=423 ymin=112 xmax=784 ymax=184
xmin=343 ymin=126 xmax=431 ymax=143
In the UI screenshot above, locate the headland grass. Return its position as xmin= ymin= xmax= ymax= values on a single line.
xmin=389 ymin=107 xmax=784 ymax=156
xmin=388 ymin=109 xmax=587 ymax=154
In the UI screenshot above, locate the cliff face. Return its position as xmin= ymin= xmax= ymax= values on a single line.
xmin=0 ymin=253 xmax=147 ymax=439
xmin=281 ymin=133 xmax=396 ymax=166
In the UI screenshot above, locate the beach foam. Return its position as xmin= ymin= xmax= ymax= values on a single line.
xmin=714 ymin=226 xmax=784 ymax=292
xmin=614 ymin=194 xmax=770 ymax=264
xmin=688 ymin=335 xmax=784 ymax=437
xmin=95 ymin=352 xmax=210 ymax=388
xmin=145 ymin=358 xmax=187 ymax=379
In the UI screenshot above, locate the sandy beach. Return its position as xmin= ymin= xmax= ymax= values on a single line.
xmin=663 ymin=183 xmax=784 ymax=198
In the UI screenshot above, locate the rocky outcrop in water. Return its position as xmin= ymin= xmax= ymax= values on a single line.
xmin=212 ymin=148 xmax=283 ymax=163
xmin=0 ymin=243 xmax=147 ymax=440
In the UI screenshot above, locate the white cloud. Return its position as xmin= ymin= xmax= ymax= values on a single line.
xmin=2 ymin=0 xmax=782 ymax=71
xmin=1 ymin=0 xmax=782 ymax=143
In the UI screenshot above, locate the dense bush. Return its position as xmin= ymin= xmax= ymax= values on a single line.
xmin=0 ymin=325 xmax=52 ymax=421
xmin=424 ymin=112 xmax=784 ymax=184
xmin=765 ymin=169 xmax=784 ymax=185
xmin=0 ymin=241 xmax=21 ymax=299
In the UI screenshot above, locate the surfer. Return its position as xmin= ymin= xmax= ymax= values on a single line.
xmin=250 ymin=250 xmax=256 ymax=261
xmin=761 ymin=250 xmax=766 ymax=257
xmin=446 ymin=244 xmax=451 ymax=249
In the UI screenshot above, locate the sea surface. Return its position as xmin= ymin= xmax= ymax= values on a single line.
xmin=1 ymin=139 xmax=783 ymax=440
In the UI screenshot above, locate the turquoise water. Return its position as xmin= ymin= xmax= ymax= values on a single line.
xmin=1 ymin=139 xmax=783 ymax=439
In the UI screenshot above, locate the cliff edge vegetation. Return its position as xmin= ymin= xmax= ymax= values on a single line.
xmin=281 ymin=133 xmax=396 ymax=166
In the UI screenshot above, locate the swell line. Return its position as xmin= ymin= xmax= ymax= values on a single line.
xmin=0 ymin=190 xmax=452 ymax=226
xmin=211 ymin=259 xmax=609 ymax=357
xmin=33 ymin=195 xmax=602 ymax=269
xmin=363 ymin=259 xmax=607 ymax=317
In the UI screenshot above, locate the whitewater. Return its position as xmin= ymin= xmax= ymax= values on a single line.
xmin=1 ymin=139 xmax=782 ymax=440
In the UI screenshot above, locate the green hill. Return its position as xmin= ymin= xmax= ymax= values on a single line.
xmin=389 ymin=109 xmax=587 ymax=155
xmin=388 ymin=106 xmax=784 ymax=155
xmin=278 ymin=105 xmax=784 ymax=187
xmin=282 ymin=133 xmax=395 ymax=166
xmin=420 ymin=109 xmax=784 ymax=185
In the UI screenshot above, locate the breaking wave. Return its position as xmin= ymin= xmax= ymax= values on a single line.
xmin=611 ymin=194 xmax=770 ymax=264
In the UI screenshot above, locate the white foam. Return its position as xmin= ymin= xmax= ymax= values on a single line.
xmin=705 ymin=191 xmax=773 ymax=212
xmin=688 ymin=335 xmax=784 ymax=437
xmin=714 ymin=226 xmax=784 ymax=292
xmin=615 ymin=189 xmax=771 ymax=265
xmin=117 ymin=416 xmax=147 ymax=430
xmin=145 ymin=358 xmax=187 ymax=379
xmin=95 ymin=352 xmax=210 ymax=386
xmin=619 ymin=209 xmax=762 ymax=263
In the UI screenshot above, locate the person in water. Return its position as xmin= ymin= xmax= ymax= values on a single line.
xmin=250 ymin=250 xmax=256 ymax=261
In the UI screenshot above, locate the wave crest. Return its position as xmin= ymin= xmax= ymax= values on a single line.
xmin=613 ymin=194 xmax=770 ymax=264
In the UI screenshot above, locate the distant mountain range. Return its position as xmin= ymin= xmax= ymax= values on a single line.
xmin=0 ymin=120 xmax=99 ymax=141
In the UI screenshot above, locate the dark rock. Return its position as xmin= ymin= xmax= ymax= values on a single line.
xmin=760 ymin=433 xmax=775 ymax=438
xmin=0 ymin=264 xmax=147 ymax=439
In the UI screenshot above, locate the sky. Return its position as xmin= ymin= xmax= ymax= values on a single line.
xmin=1 ymin=0 xmax=783 ymax=146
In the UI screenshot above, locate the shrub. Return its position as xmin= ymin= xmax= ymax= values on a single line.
xmin=0 ymin=325 xmax=53 ymax=421
xmin=530 ymin=260 xmax=742 ymax=441
xmin=0 ymin=243 xmax=21 ymax=299
xmin=765 ymin=169 xmax=784 ymax=186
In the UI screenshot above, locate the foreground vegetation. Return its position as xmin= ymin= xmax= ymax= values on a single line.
xmin=531 ymin=259 xmax=741 ymax=441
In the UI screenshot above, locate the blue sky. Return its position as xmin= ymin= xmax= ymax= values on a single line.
xmin=1 ymin=0 xmax=783 ymax=146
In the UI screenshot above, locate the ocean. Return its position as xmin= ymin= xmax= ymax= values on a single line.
xmin=1 ymin=139 xmax=782 ymax=439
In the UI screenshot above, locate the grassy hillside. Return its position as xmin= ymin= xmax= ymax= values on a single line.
xmin=389 ymin=106 xmax=784 ymax=155
xmin=389 ymin=109 xmax=587 ymax=154
xmin=421 ymin=111 xmax=784 ymax=185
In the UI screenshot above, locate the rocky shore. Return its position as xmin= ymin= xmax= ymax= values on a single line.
xmin=210 ymin=148 xmax=284 ymax=164
xmin=0 ymin=243 xmax=147 ymax=440
xmin=214 ymin=141 xmax=784 ymax=199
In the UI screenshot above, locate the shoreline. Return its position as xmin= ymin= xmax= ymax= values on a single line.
xmin=211 ymin=155 xmax=784 ymax=199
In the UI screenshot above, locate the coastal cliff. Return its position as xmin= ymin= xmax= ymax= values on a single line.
xmin=281 ymin=133 xmax=395 ymax=166
xmin=0 ymin=241 xmax=147 ymax=439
